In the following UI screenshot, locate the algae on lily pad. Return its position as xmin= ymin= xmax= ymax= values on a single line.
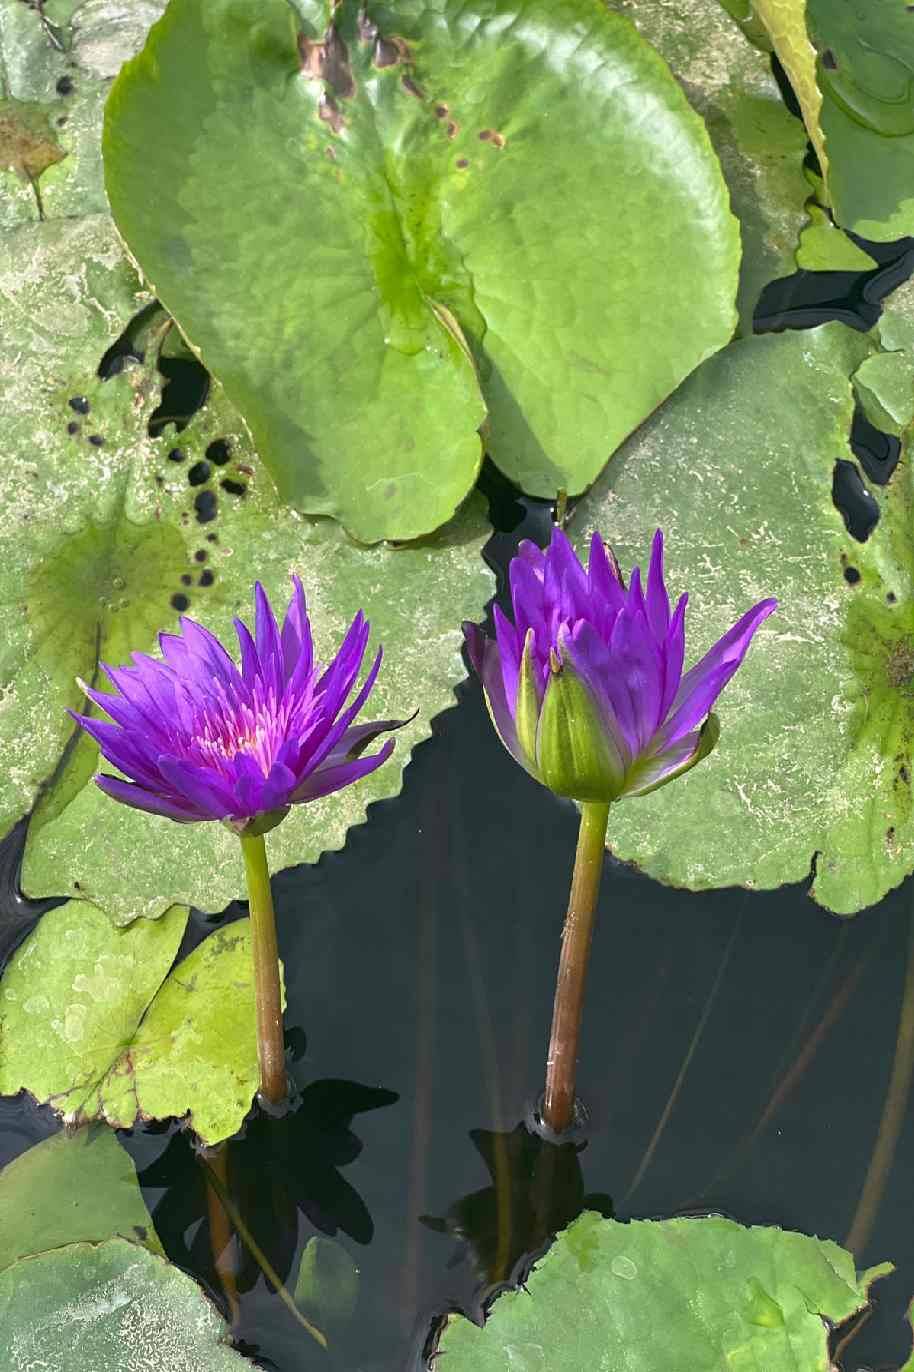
xmin=435 ymin=1211 xmax=890 ymax=1370
xmin=570 ymin=317 xmax=914 ymax=914
xmin=103 ymin=0 xmax=740 ymax=540
xmin=0 ymin=1237 xmax=252 ymax=1371
xmin=0 ymin=903 xmax=272 ymax=1145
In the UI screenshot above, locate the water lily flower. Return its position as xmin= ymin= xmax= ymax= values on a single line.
xmin=465 ymin=525 xmax=776 ymax=1137
xmin=71 ymin=577 xmax=403 ymax=836
xmin=71 ymin=576 xmax=405 ymax=1107
xmin=464 ymin=527 xmax=776 ymax=804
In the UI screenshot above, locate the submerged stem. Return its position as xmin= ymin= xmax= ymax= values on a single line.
xmin=240 ymin=833 xmax=287 ymax=1106
xmin=541 ymin=801 xmax=610 ymax=1135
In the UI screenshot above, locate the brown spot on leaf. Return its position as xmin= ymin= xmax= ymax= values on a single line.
xmin=456 ymin=157 xmax=469 ymax=169
xmin=446 ymin=120 xmax=459 ymax=139
xmin=435 ymin=103 xmax=449 ymax=118
xmin=0 ymin=97 xmax=66 ymax=182
xmin=402 ymin=74 xmax=424 ymax=99
xmin=325 ymin=144 xmax=337 ymax=161
xmin=319 ymin=94 xmax=346 ymax=134
xmin=821 ymin=49 xmax=838 ymax=69
xmin=373 ymin=33 xmax=412 ymax=67
xmin=478 ymin=128 xmax=506 ymax=148
xmin=297 ymin=24 xmax=355 ymax=99
xmin=887 ymin=643 xmax=914 ymax=689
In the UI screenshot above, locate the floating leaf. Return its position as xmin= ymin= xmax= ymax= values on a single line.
xmin=0 ymin=903 xmax=271 ymax=1145
xmin=615 ymin=0 xmax=809 ymax=329
xmin=752 ymin=0 xmax=828 ymax=191
xmin=853 ymin=287 xmax=914 ymax=437
xmin=103 ymin=0 xmax=740 ymax=539
xmin=0 ymin=0 xmax=165 ymax=226
xmin=0 ymin=218 xmax=492 ymax=922
xmin=567 ymin=320 xmax=914 ymax=914
xmin=0 ymin=900 xmax=187 ymax=1108
xmin=0 ymin=1237 xmax=253 ymax=1370
xmin=0 ymin=1126 xmax=163 ymax=1271
xmin=796 ymin=167 xmax=878 ymax=272
xmin=435 ymin=1211 xmax=891 ymax=1371
xmin=294 ymin=1235 xmax=360 ymax=1329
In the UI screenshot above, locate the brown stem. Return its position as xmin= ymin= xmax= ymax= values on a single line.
xmin=240 ymin=833 xmax=287 ymax=1106
xmin=541 ymin=802 xmax=610 ymax=1134
xmin=201 ymin=1144 xmax=240 ymax=1325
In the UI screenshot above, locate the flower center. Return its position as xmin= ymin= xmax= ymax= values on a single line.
xmin=196 ymin=694 xmax=290 ymax=778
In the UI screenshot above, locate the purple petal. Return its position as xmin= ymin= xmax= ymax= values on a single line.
xmin=156 ymin=756 xmax=235 ymax=819
xmin=234 ymin=616 xmax=261 ymax=685
xmin=291 ymin=738 xmax=396 ymax=804
xmin=94 ymin=773 xmax=202 ymax=822
xmin=179 ymin=616 xmax=244 ymax=691
xmin=256 ymin=760 xmax=299 ymax=812
xmin=474 ymin=631 xmax=533 ymax=774
xmin=463 ymin=621 xmax=486 ymax=678
xmin=305 ymin=645 xmax=383 ymax=774
xmin=254 ymin=582 xmax=284 ymax=697
xmin=281 ymin=575 xmax=314 ymax=689
xmin=645 ymin=530 xmax=670 ymax=643
xmin=607 ymin=570 xmax=664 ymax=748
xmin=509 ymin=556 xmax=549 ymax=651
xmin=543 ymin=526 xmax=589 ymax=628
xmin=318 ymin=716 xmax=410 ymax=768
xmin=68 ymin=711 xmax=164 ymax=787
xmin=659 ymin=593 xmax=687 ymax=719
xmin=493 ymin=604 xmax=523 ymax=710
xmin=658 ymin=597 xmax=777 ymax=747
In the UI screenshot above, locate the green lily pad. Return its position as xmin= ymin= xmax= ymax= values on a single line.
xmin=435 ymin=1211 xmax=891 ymax=1371
xmin=103 ymin=0 xmax=740 ymax=540
xmin=806 ymin=0 xmax=914 ymax=239
xmin=853 ymin=287 xmax=914 ymax=436
xmin=0 ymin=1126 xmax=163 ymax=1271
xmin=612 ymin=0 xmax=808 ymax=331
xmin=0 ymin=1237 xmax=252 ymax=1370
xmin=0 ymin=212 xmax=492 ymax=922
xmin=0 ymin=903 xmax=271 ymax=1145
xmin=568 ymin=319 xmax=914 ymax=915
xmin=796 ymin=167 xmax=878 ymax=271
xmin=0 ymin=0 xmax=165 ymax=226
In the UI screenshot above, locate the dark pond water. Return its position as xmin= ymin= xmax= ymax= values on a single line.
xmin=4 ymin=246 xmax=914 ymax=1369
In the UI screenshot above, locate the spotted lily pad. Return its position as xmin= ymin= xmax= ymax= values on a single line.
xmin=0 ymin=0 xmax=165 ymax=226
xmin=0 ymin=1126 xmax=163 ymax=1271
xmin=569 ymin=318 xmax=914 ymax=914
xmin=0 ymin=901 xmax=272 ymax=1145
xmin=102 ymin=0 xmax=740 ymax=540
xmin=0 ymin=1237 xmax=252 ymax=1370
xmin=434 ymin=1211 xmax=891 ymax=1371
xmin=0 ymin=213 xmax=492 ymax=922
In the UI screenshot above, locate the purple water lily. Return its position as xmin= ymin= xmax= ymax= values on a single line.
xmin=464 ymin=528 xmax=776 ymax=803
xmin=71 ymin=578 xmax=403 ymax=834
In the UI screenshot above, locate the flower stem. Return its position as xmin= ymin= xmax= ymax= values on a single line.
xmin=240 ymin=833 xmax=287 ymax=1106
xmin=541 ymin=801 xmax=610 ymax=1135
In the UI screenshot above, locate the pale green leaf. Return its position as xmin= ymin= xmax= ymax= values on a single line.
xmin=0 ymin=904 xmax=270 ymax=1145
xmin=0 ymin=1237 xmax=253 ymax=1370
xmin=435 ymin=1211 xmax=890 ymax=1371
